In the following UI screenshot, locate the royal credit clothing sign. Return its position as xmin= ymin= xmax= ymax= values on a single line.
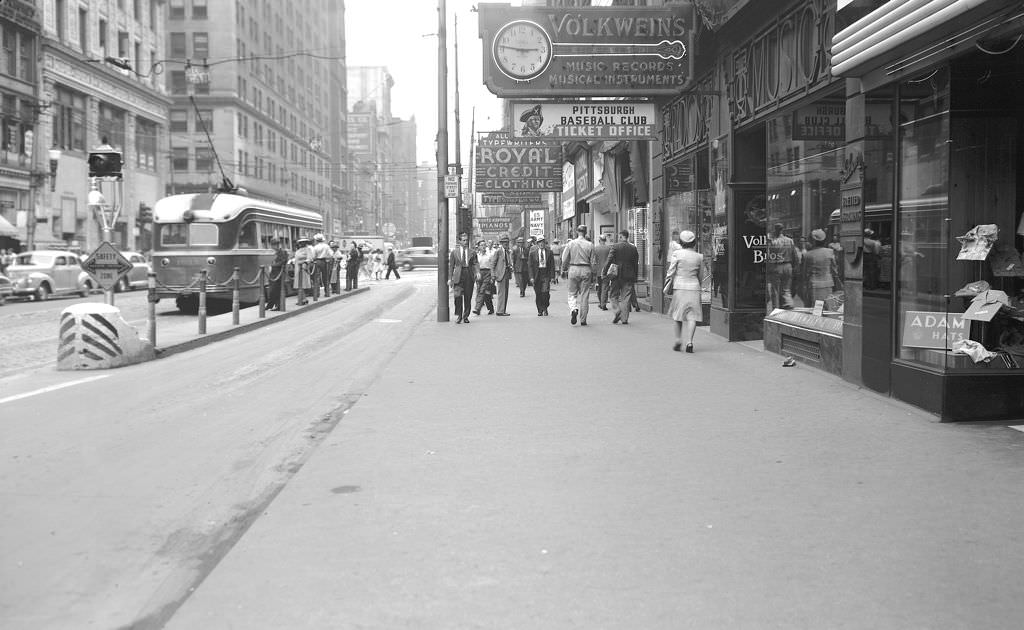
xmin=475 ymin=132 xmax=562 ymax=192
xmin=478 ymin=3 xmax=696 ymax=97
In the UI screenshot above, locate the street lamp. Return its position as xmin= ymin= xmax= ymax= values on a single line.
xmin=47 ymin=148 xmax=62 ymax=191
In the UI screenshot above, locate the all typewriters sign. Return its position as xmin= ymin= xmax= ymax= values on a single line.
xmin=478 ymin=3 xmax=696 ymax=97
xmin=475 ymin=132 xmax=562 ymax=192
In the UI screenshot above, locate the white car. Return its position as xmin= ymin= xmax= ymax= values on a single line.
xmin=6 ymin=250 xmax=96 ymax=301
xmin=115 ymin=251 xmax=152 ymax=292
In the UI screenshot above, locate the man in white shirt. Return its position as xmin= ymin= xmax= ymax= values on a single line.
xmin=473 ymin=240 xmax=497 ymax=315
xmin=560 ymin=224 xmax=597 ymax=326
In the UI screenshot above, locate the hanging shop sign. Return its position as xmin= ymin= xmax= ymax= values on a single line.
xmin=477 ymin=217 xmax=512 ymax=234
xmin=727 ymin=0 xmax=837 ymax=126
xmin=530 ymin=210 xmax=545 ymax=237
xmin=511 ymin=102 xmax=658 ymax=140
xmin=664 ymin=160 xmax=693 ymax=196
xmin=475 ymin=132 xmax=562 ymax=192
xmin=481 ymin=192 xmax=544 ymax=205
xmin=562 ymin=161 xmax=576 ymax=220
xmin=478 ymin=3 xmax=696 ymax=97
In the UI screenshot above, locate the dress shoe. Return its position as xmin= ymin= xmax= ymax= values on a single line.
xmin=571 ymin=309 xmax=578 ymax=325
xmin=543 ymin=309 xmax=549 ymax=316
xmin=488 ymin=310 xmax=494 ymax=315
xmin=685 ymin=343 xmax=694 ymax=353
xmin=580 ymin=321 xmax=588 ymax=326
xmin=612 ymin=312 xmax=621 ymax=324
xmin=538 ymin=312 xmax=543 ymax=316
xmin=673 ymin=342 xmax=682 ymax=352
xmin=456 ymin=316 xmax=463 ymax=323
xmin=496 ymin=312 xmax=510 ymax=317
xmin=599 ymin=305 xmax=608 ymax=310
xmin=472 ymin=310 xmax=480 ymax=316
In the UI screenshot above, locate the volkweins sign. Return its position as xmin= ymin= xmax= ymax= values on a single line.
xmin=478 ymin=3 xmax=696 ymax=97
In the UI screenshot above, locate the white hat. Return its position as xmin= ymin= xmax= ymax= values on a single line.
xmin=314 ymin=233 xmax=325 ymax=241
xmin=680 ymin=230 xmax=696 ymax=243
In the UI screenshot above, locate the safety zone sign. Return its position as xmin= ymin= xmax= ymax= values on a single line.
xmin=81 ymin=242 xmax=133 ymax=290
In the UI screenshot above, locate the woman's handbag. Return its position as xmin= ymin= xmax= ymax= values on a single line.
xmin=663 ymin=274 xmax=674 ymax=296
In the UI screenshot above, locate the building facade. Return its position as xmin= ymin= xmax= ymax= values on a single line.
xmin=0 ymin=0 xmax=42 ymax=252
xmin=31 ymin=0 xmax=171 ymax=253
xmin=167 ymin=0 xmax=346 ymax=235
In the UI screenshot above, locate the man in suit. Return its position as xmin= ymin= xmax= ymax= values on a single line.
xmin=512 ymin=236 xmax=530 ymax=297
xmin=385 ymin=247 xmax=401 ymax=279
xmin=604 ymin=229 xmax=641 ymax=324
xmin=448 ymin=232 xmax=480 ymax=324
xmin=492 ymin=235 xmax=513 ymax=316
xmin=528 ymin=235 xmax=555 ymax=316
xmin=593 ymin=234 xmax=612 ymax=310
xmin=345 ymin=241 xmax=362 ymax=291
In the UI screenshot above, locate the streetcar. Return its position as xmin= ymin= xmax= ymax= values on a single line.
xmin=152 ymin=192 xmax=323 ymax=313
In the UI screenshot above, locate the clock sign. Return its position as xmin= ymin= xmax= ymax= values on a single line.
xmin=492 ymin=20 xmax=552 ymax=82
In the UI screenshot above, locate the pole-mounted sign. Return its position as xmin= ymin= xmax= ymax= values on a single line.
xmin=478 ymin=3 xmax=695 ymax=97
xmin=81 ymin=241 xmax=133 ymax=290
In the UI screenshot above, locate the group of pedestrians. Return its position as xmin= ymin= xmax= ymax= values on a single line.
xmin=264 ymin=235 xmax=401 ymax=310
xmin=447 ymin=225 xmax=644 ymax=329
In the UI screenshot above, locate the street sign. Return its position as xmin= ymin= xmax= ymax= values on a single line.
xmin=81 ymin=241 xmax=132 ymax=290
xmin=444 ymin=174 xmax=459 ymax=199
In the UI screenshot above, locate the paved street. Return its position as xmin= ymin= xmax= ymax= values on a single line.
xmin=6 ymin=271 xmax=1023 ymax=629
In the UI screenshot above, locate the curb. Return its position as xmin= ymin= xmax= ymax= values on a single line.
xmin=154 ymin=287 xmax=370 ymax=359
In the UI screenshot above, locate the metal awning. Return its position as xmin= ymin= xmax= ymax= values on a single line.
xmin=0 ymin=215 xmax=17 ymax=237
xmin=831 ymin=0 xmax=1024 ymax=84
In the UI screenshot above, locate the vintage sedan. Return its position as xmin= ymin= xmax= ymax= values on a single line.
xmin=6 ymin=250 xmax=96 ymax=301
xmin=395 ymin=246 xmax=438 ymax=271
xmin=114 ymin=251 xmax=152 ymax=292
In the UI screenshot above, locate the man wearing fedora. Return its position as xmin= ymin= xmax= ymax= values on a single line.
xmin=528 ymin=235 xmax=555 ymax=316
xmin=519 ymin=104 xmax=544 ymax=137
xmin=492 ymin=235 xmax=513 ymax=316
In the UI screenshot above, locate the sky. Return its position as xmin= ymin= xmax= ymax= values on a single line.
xmin=345 ymin=0 xmax=506 ymax=166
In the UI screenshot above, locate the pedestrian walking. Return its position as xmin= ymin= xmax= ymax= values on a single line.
xmin=529 ymin=235 xmax=555 ymax=316
xmin=594 ymin=234 xmax=612 ymax=310
xmin=345 ymin=242 xmax=362 ymax=291
xmin=767 ymin=222 xmax=800 ymax=309
xmin=549 ymin=239 xmax=564 ymax=284
xmin=385 ymin=247 xmax=401 ymax=279
xmin=267 ymin=237 xmax=288 ymax=311
xmin=329 ymin=241 xmax=344 ymax=293
xmin=372 ymin=249 xmax=384 ymax=280
xmin=293 ymin=237 xmax=315 ymax=305
xmin=560 ymin=224 xmax=596 ymax=326
xmin=448 ymin=232 xmax=479 ymax=324
xmin=512 ymin=236 xmax=530 ymax=297
xmin=473 ymin=240 xmax=496 ymax=315
xmin=667 ymin=230 xmax=702 ymax=352
xmin=492 ymin=235 xmax=513 ymax=316
xmin=605 ymin=229 xmax=640 ymax=325
xmin=312 ymin=233 xmax=332 ymax=298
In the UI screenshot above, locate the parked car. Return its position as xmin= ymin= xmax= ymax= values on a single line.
xmin=115 ymin=251 xmax=152 ymax=292
xmin=395 ymin=246 xmax=438 ymax=271
xmin=0 ymin=272 xmax=12 ymax=305
xmin=6 ymin=250 xmax=96 ymax=301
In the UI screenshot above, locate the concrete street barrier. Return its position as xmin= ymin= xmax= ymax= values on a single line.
xmin=57 ymin=303 xmax=155 ymax=370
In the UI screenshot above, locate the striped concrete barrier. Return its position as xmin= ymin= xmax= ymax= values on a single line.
xmin=57 ymin=303 xmax=155 ymax=370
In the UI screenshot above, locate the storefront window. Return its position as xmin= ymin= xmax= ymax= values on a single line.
xmin=665 ymin=151 xmax=712 ymax=307
xmin=710 ymin=137 xmax=729 ymax=309
xmin=765 ymin=95 xmax=845 ymax=316
xmin=896 ymin=67 xmax=952 ymax=366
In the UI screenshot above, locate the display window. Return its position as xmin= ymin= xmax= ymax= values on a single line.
xmin=764 ymin=94 xmax=846 ymax=318
xmin=895 ymin=59 xmax=1024 ymax=372
xmin=665 ymin=150 xmax=712 ymax=306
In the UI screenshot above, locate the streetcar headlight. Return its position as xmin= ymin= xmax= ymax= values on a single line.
xmin=206 ymin=256 xmax=216 ymax=265
xmin=160 ymin=258 xmax=170 ymax=267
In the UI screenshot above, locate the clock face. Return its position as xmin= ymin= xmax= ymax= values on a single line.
xmin=492 ymin=20 xmax=552 ymax=81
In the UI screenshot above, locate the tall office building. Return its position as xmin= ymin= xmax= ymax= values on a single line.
xmin=167 ymin=0 xmax=347 ymax=232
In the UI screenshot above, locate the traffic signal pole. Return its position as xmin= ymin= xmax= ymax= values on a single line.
xmin=436 ymin=0 xmax=450 ymax=322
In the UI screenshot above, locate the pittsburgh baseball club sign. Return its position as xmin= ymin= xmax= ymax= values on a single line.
xmin=478 ymin=3 xmax=695 ymax=97
xmin=512 ymin=101 xmax=658 ymax=140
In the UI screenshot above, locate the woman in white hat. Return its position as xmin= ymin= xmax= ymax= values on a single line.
xmin=803 ymin=228 xmax=839 ymax=305
xmin=666 ymin=230 xmax=702 ymax=353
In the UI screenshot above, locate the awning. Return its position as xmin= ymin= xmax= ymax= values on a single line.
xmin=831 ymin=0 xmax=1024 ymax=85
xmin=0 ymin=215 xmax=17 ymax=237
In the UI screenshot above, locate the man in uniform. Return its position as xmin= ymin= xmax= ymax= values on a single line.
xmin=560 ymin=224 xmax=597 ymax=326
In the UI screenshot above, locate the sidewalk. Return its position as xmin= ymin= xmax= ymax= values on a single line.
xmin=165 ymin=284 xmax=1024 ymax=629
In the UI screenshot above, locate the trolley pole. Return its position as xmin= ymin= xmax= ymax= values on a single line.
xmin=437 ymin=0 xmax=450 ymax=322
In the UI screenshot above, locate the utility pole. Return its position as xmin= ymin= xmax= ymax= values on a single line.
xmin=436 ymin=0 xmax=449 ymax=322
xmin=453 ymin=13 xmax=464 ymax=238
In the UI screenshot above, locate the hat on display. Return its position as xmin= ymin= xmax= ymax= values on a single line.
xmin=864 ymin=228 xmax=875 ymax=237
xmin=680 ymin=230 xmax=697 ymax=243
xmin=811 ymin=229 xmax=827 ymax=242
xmin=519 ymin=104 xmax=543 ymax=123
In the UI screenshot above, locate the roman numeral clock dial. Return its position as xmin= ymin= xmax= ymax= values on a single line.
xmin=492 ymin=20 xmax=552 ymax=82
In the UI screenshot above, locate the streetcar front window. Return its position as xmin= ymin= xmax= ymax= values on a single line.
xmin=238 ymin=221 xmax=258 ymax=248
xmin=158 ymin=223 xmax=219 ymax=247
xmin=189 ymin=223 xmax=218 ymax=245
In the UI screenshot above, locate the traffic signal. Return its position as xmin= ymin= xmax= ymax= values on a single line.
xmin=137 ymin=203 xmax=153 ymax=226
xmin=88 ymin=143 xmax=123 ymax=178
